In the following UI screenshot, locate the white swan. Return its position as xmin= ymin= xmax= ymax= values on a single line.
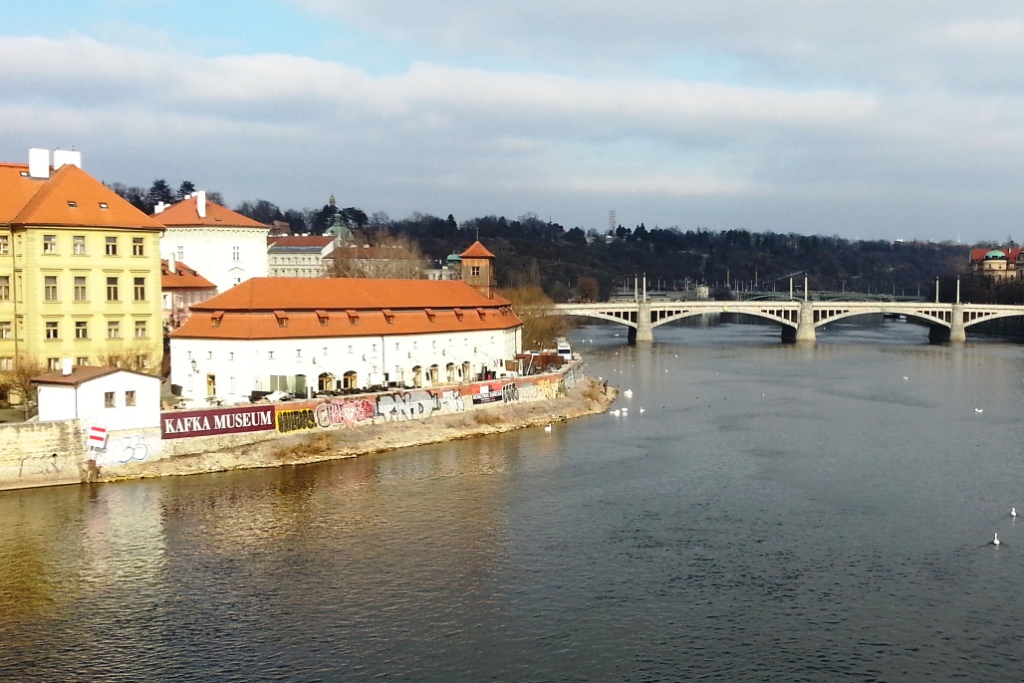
xmin=623 ymin=389 xmax=633 ymax=398
xmin=975 ymin=408 xmax=984 ymax=414
xmin=1012 ymin=507 xmax=1017 ymax=518
xmin=994 ymin=532 xmax=1001 ymax=546
xmin=610 ymin=409 xmax=621 ymax=417
xmin=638 ymin=407 xmax=646 ymax=413
xmin=544 ymin=424 xmax=552 ymax=433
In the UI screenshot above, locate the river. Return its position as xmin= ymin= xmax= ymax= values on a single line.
xmin=2 ymin=319 xmax=1023 ymax=681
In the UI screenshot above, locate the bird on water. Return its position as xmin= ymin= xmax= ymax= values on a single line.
xmin=993 ymin=532 xmax=1001 ymax=547
xmin=1012 ymin=507 xmax=1017 ymax=518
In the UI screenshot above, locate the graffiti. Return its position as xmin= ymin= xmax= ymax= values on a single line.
xmin=501 ymin=383 xmax=520 ymax=403
xmin=117 ymin=435 xmax=150 ymax=463
xmin=277 ymin=408 xmax=318 ymax=433
xmin=315 ymin=399 xmax=377 ymax=428
xmin=517 ymin=383 xmax=541 ymax=401
xmin=437 ymin=389 xmax=465 ymax=414
xmin=563 ymin=367 xmax=577 ymax=389
xmin=19 ymin=453 xmax=63 ymax=478
xmin=377 ymin=390 xmax=438 ymax=422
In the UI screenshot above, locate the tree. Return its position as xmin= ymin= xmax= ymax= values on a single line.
xmin=327 ymin=232 xmax=428 ymax=279
xmin=497 ymin=285 xmax=567 ymax=349
xmin=108 ymin=182 xmax=148 ymax=213
xmin=176 ymin=180 xmax=196 ymax=200
xmin=236 ymin=199 xmax=283 ymax=225
xmin=340 ymin=207 xmax=369 ymax=230
xmin=576 ymin=276 xmax=600 ymax=302
xmin=146 ymin=179 xmax=175 ymax=211
xmin=0 ymin=355 xmax=48 ymax=419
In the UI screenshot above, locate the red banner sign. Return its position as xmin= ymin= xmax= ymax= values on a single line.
xmin=161 ymin=405 xmax=276 ymax=439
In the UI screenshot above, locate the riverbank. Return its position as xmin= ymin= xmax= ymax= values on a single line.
xmin=92 ymin=377 xmax=617 ymax=483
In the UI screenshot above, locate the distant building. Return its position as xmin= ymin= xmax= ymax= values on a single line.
xmin=267 ymin=235 xmax=336 ymax=278
xmin=0 ymin=149 xmax=165 ymax=374
xmin=968 ymin=247 xmax=1022 ymax=282
xmin=459 ymin=241 xmax=496 ymax=299
xmin=161 ymin=258 xmax=217 ymax=332
xmin=156 ymin=192 xmax=270 ymax=294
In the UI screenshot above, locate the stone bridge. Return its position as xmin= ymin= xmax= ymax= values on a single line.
xmin=550 ymin=300 xmax=1024 ymax=343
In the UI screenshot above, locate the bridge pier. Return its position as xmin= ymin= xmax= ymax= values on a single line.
xmin=632 ymin=302 xmax=654 ymax=343
xmin=930 ymin=303 xmax=967 ymax=343
xmin=785 ymin=301 xmax=816 ymax=343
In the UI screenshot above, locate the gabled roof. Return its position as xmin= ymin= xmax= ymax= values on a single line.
xmin=460 ymin=241 xmax=495 ymax=259
xmin=188 ymin=277 xmax=511 ymax=312
xmin=156 ymin=195 xmax=268 ymax=229
xmin=31 ymin=365 xmax=160 ymax=386
xmin=161 ymin=259 xmax=217 ymax=290
xmin=0 ymin=162 xmax=164 ymax=230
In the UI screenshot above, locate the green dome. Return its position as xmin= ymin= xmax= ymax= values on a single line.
xmin=984 ymin=249 xmax=1007 ymax=260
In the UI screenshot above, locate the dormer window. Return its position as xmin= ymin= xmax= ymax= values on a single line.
xmin=476 ymin=307 xmax=486 ymax=319
xmin=453 ymin=308 xmax=464 ymax=322
xmin=316 ymin=309 xmax=329 ymax=327
xmin=346 ymin=309 xmax=359 ymax=326
xmin=99 ymin=202 xmax=108 ymax=209
xmin=67 ymin=201 xmax=77 ymax=208
xmin=211 ymin=311 xmax=225 ymax=328
xmin=274 ymin=310 xmax=288 ymax=327
xmin=382 ymin=308 xmax=395 ymax=324
xmin=424 ymin=308 xmax=436 ymax=322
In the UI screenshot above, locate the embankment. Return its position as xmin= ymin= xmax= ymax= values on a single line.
xmin=93 ymin=377 xmax=616 ymax=483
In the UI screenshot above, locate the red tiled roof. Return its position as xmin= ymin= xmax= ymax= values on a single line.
xmin=156 ymin=195 xmax=268 ymax=229
xmin=460 ymin=240 xmax=495 ymax=259
xmin=170 ymin=277 xmax=521 ymax=340
xmin=161 ymin=260 xmax=217 ymax=290
xmin=0 ymin=162 xmax=164 ymax=230
xmin=969 ymin=247 xmax=1023 ymax=263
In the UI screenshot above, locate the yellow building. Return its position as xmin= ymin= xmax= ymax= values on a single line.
xmin=0 ymin=150 xmax=165 ymax=375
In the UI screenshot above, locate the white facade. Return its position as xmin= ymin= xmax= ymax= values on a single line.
xmin=170 ymin=326 xmax=521 ymax=405
xmin=35 ymin=370 xmax=161 ymax=430
xmin=161 ymin=226 xmax=269 ymax=294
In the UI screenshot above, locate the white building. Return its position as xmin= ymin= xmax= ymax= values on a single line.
xmin=156 ymin=192 xmax=270 ymax=294
xmin=267 ymin=235 xmax=336 ymax=277
xmin=32 ymin=364 xmax=161 ymax=430
xmin=168 ymin=277 xmax=523 ymax=404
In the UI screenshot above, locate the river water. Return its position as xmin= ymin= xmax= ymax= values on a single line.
xmin=2 ymin=319 xmax=1024 ymax=682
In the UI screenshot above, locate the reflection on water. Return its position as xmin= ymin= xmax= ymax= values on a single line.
xmin=2 ymin=319 xmax=1024 ymax=681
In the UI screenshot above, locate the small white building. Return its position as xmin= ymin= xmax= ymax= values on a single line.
xmin=32 ymin=364 xmax=161 ymax=430
xmin=156 ymin=192 xmax=270 ymax=294
xmin=267 ymin=235 xmax=337 ymax=277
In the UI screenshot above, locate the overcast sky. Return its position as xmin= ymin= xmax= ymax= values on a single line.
xmin=3 ymin=1 xmax=1023 ymax=243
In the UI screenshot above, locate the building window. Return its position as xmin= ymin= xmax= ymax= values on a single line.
xmin=268 ymin=351 xmax=274 ymax=360
xmin=0 ymin=357 xmax=12 ymax=371
xmin=135 ymin=355 xmax=147 ymax=370
xmin=74 ymin=276 xmax=87 ymax=301
xmin=106 ymin=277 xmax=119 ymax=301
xmin=48 ymin=358 xmax=60 ymax=371
xmin=105 ymin=236 xmax=118 ymax=256
xmin=232 ymin=246 xmax=240 ymax=261
xmin=177 ymin=246 xmax=184 ymax=260
xmin=104 ymin=391 xmax=115 ymax=408
xmin=133 ymin=277 xmax=145 ymax=301
xmin=73 ymin=235 xmax=86 ymax=255
xmin=44 ymin=275 xmax=57 ymax=301
xmin=107 ymin=321 xmax=120 ymax=339
xmin=0 ymin=321 xmax=10 ymax=339
xmin=43 ymin=235 xmax=57 ymax=254
xmin=471 ymin=266 xmax=481 ymax=276
xmin=132 ymin=237 xmax=144 ymax=256
xmin=125 ymin=390 xmax=136 ymax=407
xmin=0 ymin=276 xmax=9 ymax=301
xmin=75 ymin=321 xmax=88 ymax=339
xmin=45 ymin=321 xmax=58 ymax=339
xmin=134 ymin=320 xmax=147 ymax=339
xmin=0 ymin=236 xmax=8 ymax=254
xmin=296 ymin=349 xmax=302 ymax=359
xmin=75 ymin=356 xmax=88 ymax=366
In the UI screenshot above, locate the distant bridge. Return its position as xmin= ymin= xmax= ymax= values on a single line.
xmin=550 ymin=300 xmax=1024 ymax=343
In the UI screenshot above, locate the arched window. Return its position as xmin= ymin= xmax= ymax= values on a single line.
xmin=343 ymin=371 xmax=358 ymax=390
xmin=446 ymin=362 xmax=456 ymax=383
xmin=411 ymin=365 xmax=423 ymax=388
xmin=428 ymin=364 xmax=440 ymax=384
xmin=318 ymin=372 xmax=335 ymax=393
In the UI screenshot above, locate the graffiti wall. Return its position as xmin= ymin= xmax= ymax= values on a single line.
xmin=157 ymin=364 xmax=580 ymax=440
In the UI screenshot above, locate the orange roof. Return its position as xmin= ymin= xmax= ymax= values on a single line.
xmin=969 ymin=247 xmax=1023 ymax=263
xmin=460 ymin=240 xmax=495 ymax=259
xmin=0 ymin=162 xmax=164 ymax=230
xmin=156 ymin=195 xmax=268 ymax=229
xmin=170 ymin=277 xmax=521 ymax=340
xmin=161 ymin=260 xmax=216 ymax=290
xmin=32 ymin=365 xmax=159 ymax=386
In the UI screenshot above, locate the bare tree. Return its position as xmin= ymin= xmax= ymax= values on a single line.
xmin=0 ymin=355 xmax=48 ymax=419
xmin=95 ymin=344 xmax=162 ymax=375
xmin=498 ymin=285 xmax=567 ymax=349
xmin=327 ymin=231 xmax=428 ymax=279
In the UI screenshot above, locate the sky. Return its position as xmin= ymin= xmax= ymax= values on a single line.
xmin=2 ymin=1 xmax=1023 ymax=243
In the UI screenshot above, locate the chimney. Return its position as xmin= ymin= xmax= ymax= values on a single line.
xmin=197 ymin=190 xmax=207 ymax=219
xmin=61 ymin=358 xmax=73 ymax=376
xmin=154 ymin=201 xmax=168 ymax=214
xmin=53 ymin=149 xmax=82 ymax=170
xmin=167 ymin=255 xmax=176 ymax=274
xmin=28 ymin=148 xmax=50 ymax=179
